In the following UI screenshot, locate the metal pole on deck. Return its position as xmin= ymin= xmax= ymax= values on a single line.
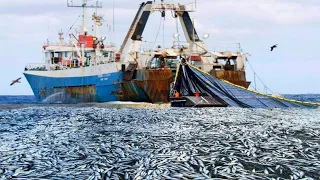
xmin=192 ymin=18 xmax=195 ymax=52
xmin=113 ymin=0 xmax=115 ymax=32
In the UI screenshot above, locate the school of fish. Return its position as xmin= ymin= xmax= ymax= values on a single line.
xmin=0 ymin=107 xmax=320 ymax=179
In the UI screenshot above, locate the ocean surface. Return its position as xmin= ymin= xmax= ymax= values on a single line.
xmin=1 ymin=94 xmax=320 ymax=105
xmin=0 ymin=95 xmax=320 ymax=179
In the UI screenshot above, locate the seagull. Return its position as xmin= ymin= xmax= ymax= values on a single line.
xmin=10 ymin=77 xmax=22 ymax=86
xmin=270 ymin=44 xmax=278 ymax=51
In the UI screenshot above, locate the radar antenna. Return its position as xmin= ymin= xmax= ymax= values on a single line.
xmin=67 ymin=0 xmax=102 ymax=35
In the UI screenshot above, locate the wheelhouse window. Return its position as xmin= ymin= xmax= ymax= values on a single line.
xmin=73 ymin=52 xmax=79 ymax=58
xmin=51 ymin=52 xmax=62 ymax=64
xmin=84 ymin=52 xmax=91 ymax=57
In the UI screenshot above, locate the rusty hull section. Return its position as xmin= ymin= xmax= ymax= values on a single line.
xmin=136 ymin=69 xmax=173 ymax=103
xmin=120 ymin=68 xmax=173 ymax=103
xmin=39 ymin=85 xmax=96 ymax=103
xmin=210 ymin=70 xmax=251 ymax=89
xmin=64 ymin=86 xmax=96 ymax=96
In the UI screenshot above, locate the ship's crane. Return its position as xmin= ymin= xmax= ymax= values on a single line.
xmin=119 ymin=1 xmax=207 ymax=63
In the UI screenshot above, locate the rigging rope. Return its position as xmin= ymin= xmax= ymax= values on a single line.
xmin=162 ymin=15 xmax=165 ymax=48
xmin=66 ymin=13 xmax=82 ymax=37
xmin=246 ymin=60 xmax=275 ymax=95
xmin=175 ymin=13 xmax=180 ymax=46
xmin=151 ymin=16 xmax=163 ymax=49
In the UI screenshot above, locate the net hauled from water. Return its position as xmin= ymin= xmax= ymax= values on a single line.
xmin=172 ymin=63 xmax=320 ymax=109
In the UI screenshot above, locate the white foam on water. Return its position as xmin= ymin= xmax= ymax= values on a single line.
xmin=42 ymin=92 xmax=66 ymax=103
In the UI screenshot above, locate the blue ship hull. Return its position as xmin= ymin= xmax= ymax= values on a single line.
xmin=23 ymin=72 xmax=150 ymax=103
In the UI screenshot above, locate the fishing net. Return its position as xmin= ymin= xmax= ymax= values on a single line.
xmin=172 ymin=63 xmax=319 ymax=109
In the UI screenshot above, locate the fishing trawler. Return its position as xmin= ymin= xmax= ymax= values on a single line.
xmin=24 ymin=0 xmax=173 ymax=103
xmin=24 ymin=0 xmax=251 ymax=103
xmin=129 ymin=1 xmax=251 ymax=88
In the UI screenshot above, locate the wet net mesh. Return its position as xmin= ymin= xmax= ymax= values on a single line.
xmin=172 ymin=63 xmax=319 ymax=109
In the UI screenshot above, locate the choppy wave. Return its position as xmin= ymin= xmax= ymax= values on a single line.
xmin=0 ymin=96 xmax=36 ymax=104
xmin=285 ymin=94 xmax=320 ymax=104
xmin=0 ymin=107 xmax=319 ymax=179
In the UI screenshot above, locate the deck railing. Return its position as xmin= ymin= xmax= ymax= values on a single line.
xmin=25 ymin=58 xmax=120 ymax=72
xmin=25 ymin=64 xmax=50 ymax=71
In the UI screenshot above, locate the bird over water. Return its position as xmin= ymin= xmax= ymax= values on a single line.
xmin=10 ymin=77 xmax=22 ymax=86
xmin=271 ymin=44 xmax=278 ymax=51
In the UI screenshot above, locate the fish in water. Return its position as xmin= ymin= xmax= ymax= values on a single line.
xmin=0 ymin=107 xmax=319 ymax=179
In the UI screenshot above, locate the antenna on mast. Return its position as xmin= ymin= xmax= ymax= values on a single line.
xmin=67 ymin=0 xmax=102 ymax=35
xmin=195 ymin=0 xmax=197 ymax=10
xmin=113 ymin=0 xmax=115 ymax=32
xmin=58 ymin=30 xmax=64 ymax=44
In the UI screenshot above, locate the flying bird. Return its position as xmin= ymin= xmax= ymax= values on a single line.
xmin=270 ymin=44 xmax=278 ymax=51
xmin=10 ymin=77 xmax=22 ymax=86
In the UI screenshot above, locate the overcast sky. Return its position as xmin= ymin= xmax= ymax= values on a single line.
xmin=1 ymin=0 xmax=320 ymax=95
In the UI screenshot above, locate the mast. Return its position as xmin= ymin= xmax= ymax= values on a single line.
xmin=67 ymin=0 xmax=103 ymax=66
xmin=67 ymin=0 xmax=102 ymax=35
xmin=58 ymin=30 xmax=64 ymax=44
xmin=113 ymin=0 xmax=115 ymax=32
xmin=83 ymin=1 xmax=87 ymax=34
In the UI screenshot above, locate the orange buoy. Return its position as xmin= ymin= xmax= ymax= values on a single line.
xmin=174 ymin=92 xmax=180 ymax=98
xmin=195 ymin=92 xmax=200 ymax=97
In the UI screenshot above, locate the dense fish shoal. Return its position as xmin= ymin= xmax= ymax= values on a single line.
xmin=0 ymin=107 xmax=320 ymax=179
xmin=0 ymin=102 xmax=170 ymax=110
